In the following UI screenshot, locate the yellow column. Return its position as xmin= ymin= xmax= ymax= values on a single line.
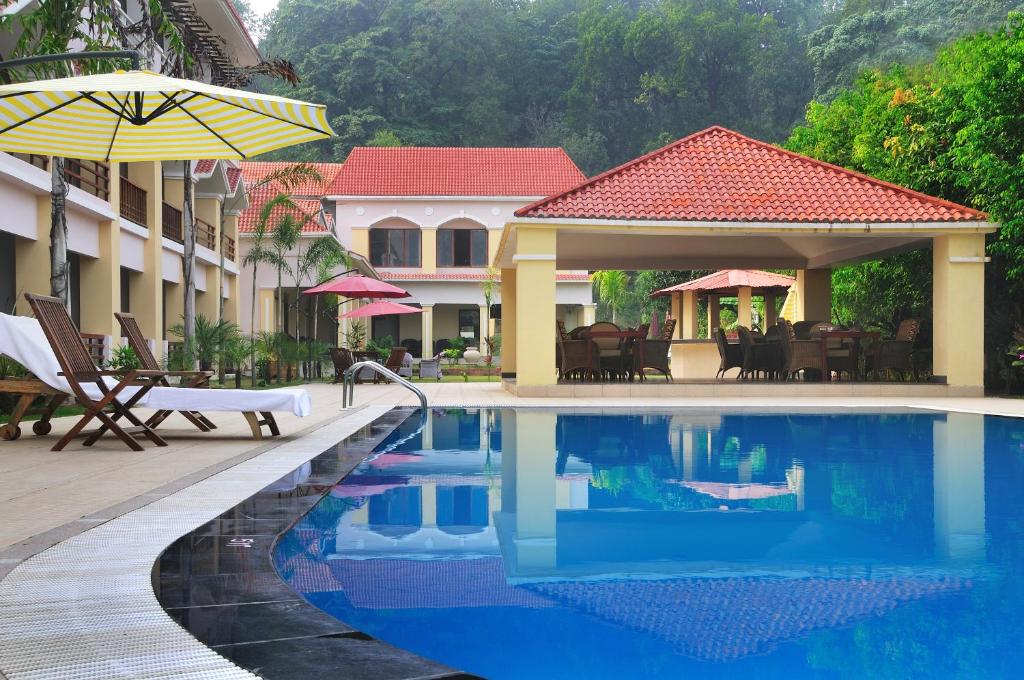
xmin=737 ymin=286 xmax=752 ymax=328
xmin=130 ymin=162 xmax=164 ymax=357
xmin=164 ymin=282 xmax=184 ymax=337
xmin=195 ymin=197 xmax=220 ymax=323
xmin=420 ymin=228 xmax=436 ymax=273
xmin=933 ymin=413 xmax=985 ymax=561
xmin=421 ymin=304 xmax=434 ymax=358
xmin=514 ymin=227 xmax=556 ymax=386
xmin=681 ymin=290 xmax=698 ymax=339
xmin=479 ymin=304 xmax=489 ymax=347
xmin=933 ymin=234 xmax=986 ymax=390
xmin=707 ymin=294 xmax=721 ymax=335
xmin=222 ymin=213 xmax=241 ymax=326
xmin=670 ymin=293 xmax=683 ymax=339
xmin=14 ymin=195 xmax=52 ymax=316
xmin=258 ymin=289 xmax=276 ymax=333
xmin=500 ymin=267 xmax=517 ymax=376
xmin=796 ymin=269 xmax=831 ymax=323
xmin=581 ymin=303 xmax=596 ymax=327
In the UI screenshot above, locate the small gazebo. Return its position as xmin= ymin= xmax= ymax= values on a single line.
xmin=651 ymin=269 xmax=796 ymax=334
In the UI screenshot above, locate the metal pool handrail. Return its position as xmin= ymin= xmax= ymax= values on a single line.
xmin=342 ymin=360 xmax=427 ymax=411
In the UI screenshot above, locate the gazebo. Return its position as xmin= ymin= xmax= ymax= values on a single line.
xmin=494 ymin=126 xmax=995 ymax=395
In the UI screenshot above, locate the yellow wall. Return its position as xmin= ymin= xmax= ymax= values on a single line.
xmin=79 ymin=170 xmax=121 ymax=338
xmin=131 ymin=162 xmax=165 ymax=353
xmin=933 ymin=234 xmax=985 ymax=389
xmin=14 ymin=196 xmax=52 ymax=316
xmin=420 ymin=229 xmax=436 ymax=273
xmin=351 ymin=228 xmax=369 ymax=261
xmin=500 ymin=267 xmax=517 ymax=375
xmin=796 ymin=269 xmax=831 ymax=322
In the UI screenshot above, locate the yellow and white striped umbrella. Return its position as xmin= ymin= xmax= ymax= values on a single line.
xmin=0 ymin=69 xmax=333 ymax=161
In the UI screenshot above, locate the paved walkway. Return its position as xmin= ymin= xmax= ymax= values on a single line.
xmin=2 ymin=380 xmax=1023 ymax=557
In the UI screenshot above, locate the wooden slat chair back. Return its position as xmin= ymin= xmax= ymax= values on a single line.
xmin=26 ymin=293 xmax=168 ymax=451
xmin=114 ymin=312 xmax=215 ymax=432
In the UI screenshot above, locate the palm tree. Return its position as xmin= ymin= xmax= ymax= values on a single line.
xmin=592 ymin=270 xmax=629 ymax=324
xmin=242 ymin=193 xmax=295 ymax=385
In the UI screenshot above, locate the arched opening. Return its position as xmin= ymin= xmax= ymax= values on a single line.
xmin=369 ymin=217 xmax=421 ymax=268
xmin=436 ymin=217 xmax=488 ymax=268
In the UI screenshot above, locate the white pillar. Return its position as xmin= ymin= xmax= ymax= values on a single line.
xmin=421 ymin=303 xmax=434 ymax=358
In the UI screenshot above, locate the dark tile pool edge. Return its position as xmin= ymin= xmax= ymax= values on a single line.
xmin=154 ymin=406 xmax=484 ymax=680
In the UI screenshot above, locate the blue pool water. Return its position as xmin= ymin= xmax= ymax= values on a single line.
xmin=273 ymin=408 xmax=1024 ymax=678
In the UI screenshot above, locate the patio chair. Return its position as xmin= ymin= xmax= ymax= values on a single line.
xmin=398 ymin=350 xmax=414 ymax=378
xmin=632 ymin=337 xmax=673 ymax=382
xmin=27 ymin=294 xmax=170 ymax=452
xmin=659 ymin=318 xmax=676 ymax=341
xmin=589 ymin=321 xmax=626 ymax=380
xmin=779 ymin=319 xmax=826 ymax=381
xmin=115 ymin=312 xmax=216 ymax=432
xmin=375 ymin=347 xmax=408 ymax=383
xmin=714 ymin=327 xmax=743 ymax=379
xmin=737 ymin=325 xmax=778 ymax=380
xmin=419 ymin=355 xmax=443 ymax=381
xmin=810 ymin=322 xmax=857 ymax=381
xmin=792 ymin=320 xmax=821 ymax=340
xmin=556 ymin=329 xmax=597 ymax=381
xmin=329 ymin=347 xmax=354 ymax=383
xmin=869 ymin=318 xmax=921 ymax=380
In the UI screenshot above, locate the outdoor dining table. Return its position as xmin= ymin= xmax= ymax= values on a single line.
xmin=817 ymin=329 xmax=881 ymax=382
xmin=585 ymin=330 xmax=647 ymax=381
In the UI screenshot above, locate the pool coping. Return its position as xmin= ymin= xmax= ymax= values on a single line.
xmin=0 ymin=398 xmax=1021 ymax=679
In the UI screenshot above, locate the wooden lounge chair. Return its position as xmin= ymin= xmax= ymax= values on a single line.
xmin=329 ymin=347 xmax=354 ymax=383
xmin=0 ymin=376 xmax=65 ymax=441
xmin=375 ymin=347 xmax=408 ymax=383
xmin=115 ymin=312 xmax=216 ymax=433
xmin=26 ymin=294 xmax=169 ymax=452
xmin=714 ymin=327 xmax=743 ymax=378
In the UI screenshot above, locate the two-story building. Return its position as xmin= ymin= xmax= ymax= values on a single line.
xmin=0 ymin=0 xmax=258 ymax=363
xmin=326 ymin=147 xmax=595 ymax=357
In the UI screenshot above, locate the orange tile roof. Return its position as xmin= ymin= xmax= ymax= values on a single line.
xmin=225 ymin=166 xmax=242 ymax=193
xmin=329 ymin=147 xmax=586 ymax=197
xmin=651 ymin=270 xmax=795 ymax=297
xmin=378 ymin=271 xmax=590 ymax=282
xmin=240 ymin=161 xmax=343 ymax=197
xmin=193 ymin=159 xmax=217 ymax=176
xmin=238 ymin=185 xmax=327 ymax=234
xmin=516 ymin=126 xmax=986 ymax=223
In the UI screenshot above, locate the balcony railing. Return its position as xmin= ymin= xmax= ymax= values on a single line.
xmin=119 ymin=176 xmax=147 ymax=227
xmin=222 ymin=234 xmax=236 ymax=261
xmin=11 ymin=153 xmax=49 ymax=171
xmin=66 ymin=159 xmax=110 ymax=201
xmin=196 ymin=218 xmax=217 ymax=251
xmin=162 ymin=202 xmax=183 ymax=243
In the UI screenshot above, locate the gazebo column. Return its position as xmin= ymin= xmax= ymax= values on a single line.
xmin=707 ymin=294 xmax=721 ymax=334
xmin=737 ymin=286 xmax=752 ymax=328
xmin=933 ymin=234 xmax=986 ymax=391
xmin=500 ymin=267 xmax=517 ymax=377
xmin=680 ymin=290 xmax=698 ymax=339
xmin=514 ymin=227 xmax=556 ymax=386
xmin=764 ymin=291 xmax=777 ymax=327
xmin=796 ymin=269 xmax=831 ymax=322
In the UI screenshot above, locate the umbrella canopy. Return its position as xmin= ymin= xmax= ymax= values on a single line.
xmin=0 ymin=70 xmax=332 ymax=161
xmin=303 ymin=275 xmax=409 ymax=299
xmin=340 ymin=300 xmax=423 ymax=319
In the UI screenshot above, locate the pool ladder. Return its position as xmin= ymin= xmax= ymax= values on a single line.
xmin=342 ymin=361 xmax=428 ymax=411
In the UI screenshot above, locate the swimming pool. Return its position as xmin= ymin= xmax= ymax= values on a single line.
xmin=273 ymin=408 xmax=1024 ymax=678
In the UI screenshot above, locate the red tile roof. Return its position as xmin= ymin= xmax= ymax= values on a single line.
xmin=238 ymin=186 xmax=327 ymax=234
xmin=193 ymin=159 xmax=217 ymax=176
xmin=329 ymin=147 xmax=586 ymax=197
xmin=240 ymin=161 xmax=343 ymax=197
xmin=516 ymin=126 xmax=986 ymax=223
xmin=651 ymin=270 xmax=795 ymax=297
xmin=225 ymin=167 xmax=242 ymax=193
xmin=379 ymin=271 xmax=590 ymax=282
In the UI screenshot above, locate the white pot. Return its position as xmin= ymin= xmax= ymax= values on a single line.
xmin=463 ymin=347 xmax=481 ymax=365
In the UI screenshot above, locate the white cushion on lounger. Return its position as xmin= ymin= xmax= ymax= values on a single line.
xmin=0 ymin=313 xmax=310 ymax=416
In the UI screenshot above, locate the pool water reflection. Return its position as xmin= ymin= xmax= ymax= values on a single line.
xmin=273 ymin=408 xmax=1024 ymax=678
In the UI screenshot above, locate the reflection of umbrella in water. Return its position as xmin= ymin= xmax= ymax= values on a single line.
xmin=331 ymin=483 xmax=405 ymax=498
xmin=339 ymin=300 xmax=423 ymax=319
xmin=679 ymin=481 xmax=793 ymax=500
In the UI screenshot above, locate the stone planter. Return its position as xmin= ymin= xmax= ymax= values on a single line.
xmin=463 ymin=347 xmax=481 ymax=364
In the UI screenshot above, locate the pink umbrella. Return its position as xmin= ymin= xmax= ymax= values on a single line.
xmin=340 ymin=300 xmax=423 ymax=319
xmin=303 ymin=274 xmax=410 ymax=298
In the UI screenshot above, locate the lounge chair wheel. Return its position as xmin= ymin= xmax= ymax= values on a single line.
xmin=1 ymin=424 xmax=21 ymax=441
xmin=32 ymin=420 xmax=51 ymax=436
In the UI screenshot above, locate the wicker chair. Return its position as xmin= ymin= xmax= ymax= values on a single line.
xmin=871 ymin=318 xmax=921 ymax=380
xmin=588 ymin=321 xmax=628 ymax=380
xmin=810 ymin=322 xmax=857 ymax=381
xmin=737 ymin=325 xmax=778 ymax=380
xmin=714 ymin=327 xmax=743 ymax=379
xmin=633 ymin=338 xmax=673 ymax=382
xmin=556 ymin=330 xmax=597 ymax=381
xmin=779 ymin=319 xmax=826 ymax=381
xmin=659 ymin=318 xmax=676 ymax=341
xmin=792 ymin=320 xmax=821 ymax=340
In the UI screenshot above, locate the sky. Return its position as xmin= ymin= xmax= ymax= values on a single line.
xmin=246 ymin=0 xmax=280 ymax=17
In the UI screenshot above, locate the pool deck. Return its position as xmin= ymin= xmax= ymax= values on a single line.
xmin=1 ymin=381 xmax=1023 ymax=679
